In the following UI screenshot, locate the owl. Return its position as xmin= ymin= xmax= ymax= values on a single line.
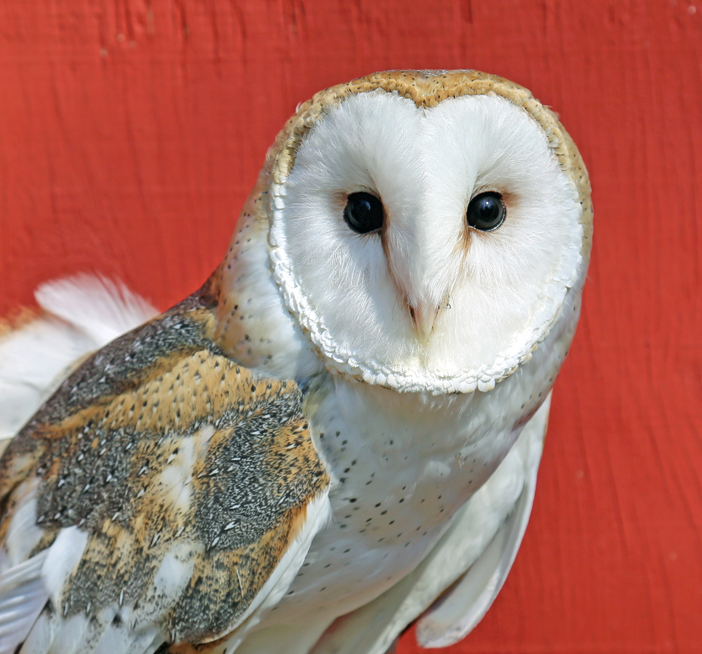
xmin=0 ymin=70 xmax=592 ymax=654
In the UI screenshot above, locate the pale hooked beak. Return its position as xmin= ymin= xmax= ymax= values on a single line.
xmin=409 ymin=302 xmax=441 ymax=346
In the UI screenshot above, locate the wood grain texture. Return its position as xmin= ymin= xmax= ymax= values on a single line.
xmin=1 ymin=0 xmax=701 ymax=652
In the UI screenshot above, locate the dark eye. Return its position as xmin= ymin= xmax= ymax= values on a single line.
xmin=466 ymin=192 xmax=506 ymax=232
xmin=343 ymin=192 xmax=384 ymax=234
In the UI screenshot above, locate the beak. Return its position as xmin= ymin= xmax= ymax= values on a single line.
xmin=409 ymin=302 xmax=441 ymax=346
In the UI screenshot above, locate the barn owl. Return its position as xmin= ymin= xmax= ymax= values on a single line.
xmin=0 ymin=70 xmax=592 ymax=654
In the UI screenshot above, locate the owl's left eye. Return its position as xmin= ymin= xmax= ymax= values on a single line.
xmin=343 ymin=192 xmax=384 ymax=234
xmin=466 ymin=192 xmax=506 ymax=232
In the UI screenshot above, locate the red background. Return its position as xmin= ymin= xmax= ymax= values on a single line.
xmin=1 ymin=1 xmax=701 ymax=652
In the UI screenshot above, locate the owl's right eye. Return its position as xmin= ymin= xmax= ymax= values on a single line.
xmin=343 ymin=192 xmax=384 ymax=234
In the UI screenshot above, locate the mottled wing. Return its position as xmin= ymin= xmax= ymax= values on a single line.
xmin=309 ymin=396 xmax=550 ymax=654
xmin=0 ymin=289 xmax=330 ymax=654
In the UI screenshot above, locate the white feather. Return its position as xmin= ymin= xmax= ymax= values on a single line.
xmin=45 ymin=613 xmax=92 ymax=654
xmin=91 ymin=623 xmax=161 ymax=654
xmin=0 ymin=553 xmax=49 ymax=654
xmin=307 ymin=396 xmax=549 ymax=654
xmin=42 ymin=527 xmax=89 ymax=609
xmin=415 ymin=394 xmax=549 ymax=646
xmin=53 ymin=605 xmax=161 ymax=654
xmin=2 ymin=483 xmax=43 ymax=571
xmin=18 ymin=605 xmax=54 ymax=654
xmin=0 ymin=275 xmax=157 ymax=440
xmin=34 ymin=276 xmax=156 ymax=347
xmin=234 ymin=619 xmax=335 ymax=654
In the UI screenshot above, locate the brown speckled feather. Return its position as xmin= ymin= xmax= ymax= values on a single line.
xmin=0 ymin=283 xmax=329 ymax=647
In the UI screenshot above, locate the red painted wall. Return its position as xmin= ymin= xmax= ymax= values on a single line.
xmin=1 ymin=1 xmax=701 ymax=652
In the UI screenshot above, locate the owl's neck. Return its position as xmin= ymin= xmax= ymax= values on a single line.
xmin=207 ymin=187 xmax=324 ymax=384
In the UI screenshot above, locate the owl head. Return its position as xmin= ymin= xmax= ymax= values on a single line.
xmin=217 ymin=71 xmax=592 ymax=395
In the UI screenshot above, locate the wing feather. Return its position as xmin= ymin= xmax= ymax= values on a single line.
xmin=204 ymin=491 xmax=332 ymax=654
xmin=0 ymin=552 xmax=49 ymax=654
xmin=19 ymin=606 xmax=54 ymax=654
xmin=0 ymin=285 xmax=330 ymax=653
